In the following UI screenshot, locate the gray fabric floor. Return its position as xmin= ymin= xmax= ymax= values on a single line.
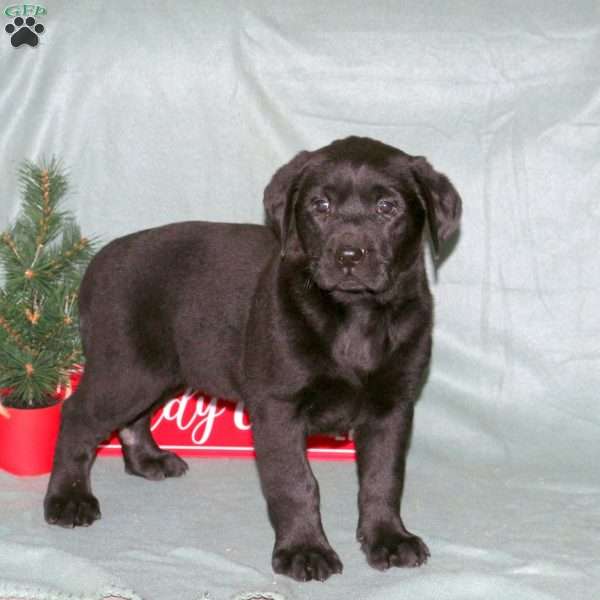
xmin=1 ymin=455 xmax=598 ymax=600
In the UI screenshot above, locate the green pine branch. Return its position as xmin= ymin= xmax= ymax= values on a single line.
xmin=0 ymin=159 xmax=97 ymax=408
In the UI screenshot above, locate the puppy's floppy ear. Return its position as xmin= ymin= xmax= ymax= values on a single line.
xmin=411 ymin=156 xmax=462 ymax=258
xmin=263 ymin=150 xmax=311 ymax=257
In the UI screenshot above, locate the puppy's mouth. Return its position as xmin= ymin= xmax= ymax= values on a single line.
xmin=332 ymin=276 xmax=374 ymax=293
xmin=315 ymin=271 xmax=384 ymax=294
xmin=307 ymin=258 xmax=389 ymax=295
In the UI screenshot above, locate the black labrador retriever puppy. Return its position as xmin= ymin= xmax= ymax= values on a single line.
xmin=44 ymin=136 xmax=461 ymax=582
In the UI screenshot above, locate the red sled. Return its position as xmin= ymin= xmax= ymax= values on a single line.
xmin=98 ymin=388 xmax=356 ymax=460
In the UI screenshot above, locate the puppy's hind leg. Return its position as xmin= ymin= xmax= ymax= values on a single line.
xmin=44 ymin=384 xmax=112 ymax=528
xmin=44 ymin=374 xmax=182 ymax=527
xmin=120 ymin=411 xmax=188 ymax=481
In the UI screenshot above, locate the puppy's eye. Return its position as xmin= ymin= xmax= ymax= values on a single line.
xmin=376 ymin=198 xmax=396 ymax=215
xmin=312 ymin=197 xmax=331 ymax=214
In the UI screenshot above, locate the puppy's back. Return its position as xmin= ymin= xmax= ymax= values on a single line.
xmin=78 ymin=221 xmax=278 ymax=391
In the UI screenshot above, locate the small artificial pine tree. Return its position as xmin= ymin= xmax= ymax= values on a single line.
xmin=0 ymin=160 xmax=96 ymax=408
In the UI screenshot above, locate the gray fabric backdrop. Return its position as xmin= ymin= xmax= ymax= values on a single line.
xmin=1 ymin=2 xmax=599 ymax=599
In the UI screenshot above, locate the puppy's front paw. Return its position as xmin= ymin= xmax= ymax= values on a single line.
xmin=360 ymin=526 xmax=430 ymax=570
xmin=272 ymin=543 xmax=343 ymax=582
xmin=44 ymin=491 xmax=101 ymax=528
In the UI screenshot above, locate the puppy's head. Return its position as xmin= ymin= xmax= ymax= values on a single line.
xmin=264 ymin=136 xmax=461 ymax=296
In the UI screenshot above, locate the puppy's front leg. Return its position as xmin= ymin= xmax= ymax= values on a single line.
xmin=354 ymin=403 xmax=430 ymax=570
xmin=251 ymin=406 xmax=343 ymax=582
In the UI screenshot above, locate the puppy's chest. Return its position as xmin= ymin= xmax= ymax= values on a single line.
xmin=297 ymin=319 xmax=389 ymax=434
xmin=298 ymin=375 xmax=364 ymax=434
xmin=330 ymin=314 xmax=387 ymax=375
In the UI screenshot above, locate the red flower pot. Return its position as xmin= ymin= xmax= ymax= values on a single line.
xmin=0 ymin=401 xmax=63 ymax=476
xmin=0 ymin=370 xmax=78 ymax=476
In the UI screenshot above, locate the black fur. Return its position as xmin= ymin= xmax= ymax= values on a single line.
xmin=44 ymin=136 xmax=461 ymax=582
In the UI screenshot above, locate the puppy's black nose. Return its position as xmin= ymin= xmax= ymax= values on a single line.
xmin=336 ymin=245 xmax=365 ymax=266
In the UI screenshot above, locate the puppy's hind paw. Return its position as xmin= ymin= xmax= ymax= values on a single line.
xmin=44 ymin=491 xmax=101 ymax=528
xmin=124 ymin=449 xmax=188 ymax=481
